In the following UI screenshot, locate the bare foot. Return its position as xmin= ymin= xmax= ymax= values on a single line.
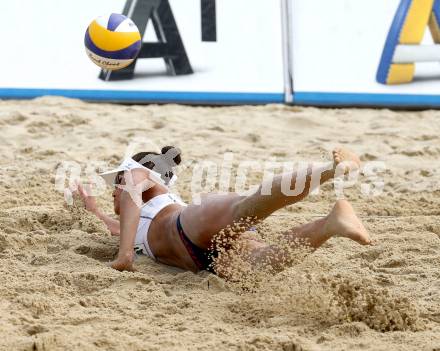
xmin=324 ymin=199 xmax=371 ymax=245
xmin=332 ymin=147 xmax=361 ymax=175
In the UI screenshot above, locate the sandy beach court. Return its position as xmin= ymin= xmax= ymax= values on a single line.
xmin=0 ymin=97 xmax=440 ymax=350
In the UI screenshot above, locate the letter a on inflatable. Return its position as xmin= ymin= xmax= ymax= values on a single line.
xmin=377 ymin=0 xmax=440 ymax=84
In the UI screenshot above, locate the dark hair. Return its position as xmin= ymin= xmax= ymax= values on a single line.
xmin=131 ymin=146 xmax=182 ymax=185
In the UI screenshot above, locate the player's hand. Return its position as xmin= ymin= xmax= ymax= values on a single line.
xmin=76 ymin=182 xmax=98 ymax=213
xmin=108 ymin=254 xmax=136 ymax=272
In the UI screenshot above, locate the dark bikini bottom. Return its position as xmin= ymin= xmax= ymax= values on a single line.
xmin=177 ymin=214 xmax=217 ymax=274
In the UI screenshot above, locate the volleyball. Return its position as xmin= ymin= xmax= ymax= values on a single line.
xmin=84 ymin=14 xmax=142 ymax=70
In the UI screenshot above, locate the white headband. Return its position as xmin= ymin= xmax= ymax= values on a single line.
xmin=99 ymin=158 xmax=177 ymax=187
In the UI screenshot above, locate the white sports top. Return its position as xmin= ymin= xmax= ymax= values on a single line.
xmin=133 ymin=193 xmax=186 ymax=259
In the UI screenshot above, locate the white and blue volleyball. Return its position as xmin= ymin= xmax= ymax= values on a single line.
xmin=85 ymin=14 xmax=142 ymax=70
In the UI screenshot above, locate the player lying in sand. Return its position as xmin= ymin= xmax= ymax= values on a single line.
xmin=76 ymin=147 xmax=370 ymax=277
